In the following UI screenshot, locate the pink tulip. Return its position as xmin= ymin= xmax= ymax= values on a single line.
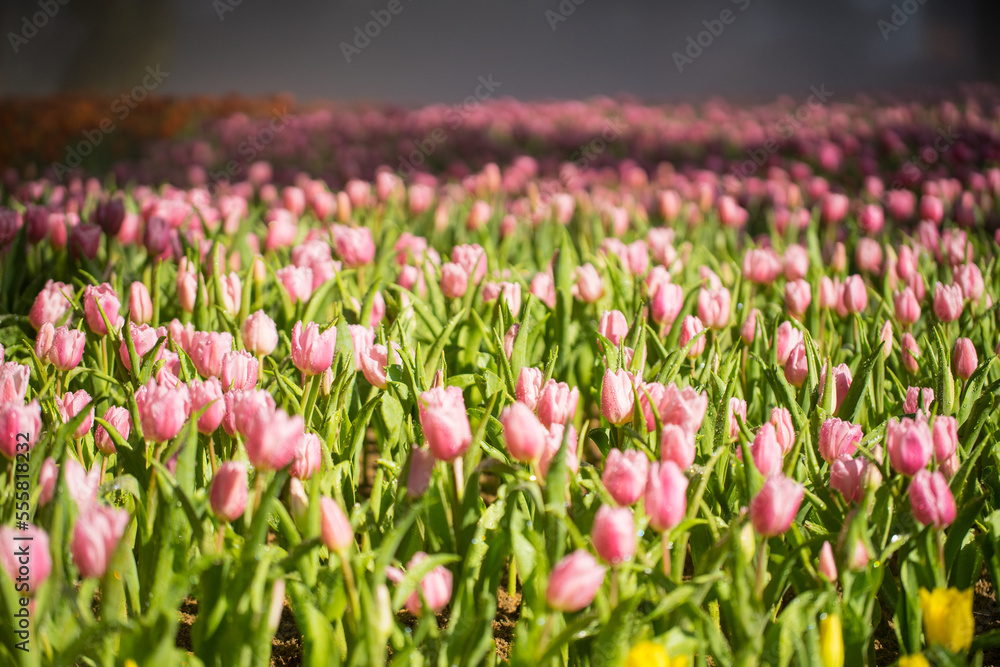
xmin=841 ymin=275 xmax=867 ymax=313
xmin=440 ymin=263 xmax=469 ymax=299
xmin=775 ymin=322 xmax=803 ymax=366
xmin=784 ymin=342 xmax=809 ymax=388
xmin=770 ymin=407 xmax=795 ymax=455
xmin=660 ymin=423 xmax=696 ymax=470
xmin=592 ymin=505 xmax=636 ymax=564
xmin=933 ymin=283 xmax=963 ymax=322
xmin=679 ymin=315 xmax=706 ymax=358
xmin=501 ymin=402 xmax=548 ymax=464
xmin=291 ymin=321 xmax=337 ymax=376
xmin=740 ymin=308 xmax=759 ymax=344
xmin=347 ymin=325 xmax=375 ymax=371
xmin=820 ymin=363 xmax=853 ymax=415
xmin=598 ymin=310 xmax=629 ymax=347
xmin=574 ymin=264 xmax=604 ymax=302
xmin=920 ymin=194 xmax=944 ymax=223
xmin=210 ymin=461 xmax=248 ymax=522
xmin=530 ymin=272 xmax=557 ymax=309
xmin=290 ymin=432 xmax=322 ymax=480
xmin=821 ymin=192 xmax=849 ymax=225
xmin=748 ymin=423 xmax=783 ymax=477
xmin=909 ymin=470 xmax=956 ymax=529
xmin=320 ymin=496 xmax=354 ymax=553
xmin=190 ymin=331 xmax=234 ymax=379
xmin=858 ymin=203 xmax=884 ymax=235
xmin=830 ymin=454 xmax=864 ymax=503
xmin=698 ymin=287 xmax=730 ymax=330
xmin=451 ymin=244 xmax=487 ymax=285
xmin=0 ymin=524 xmax=51 ymax=593
xmin=245 ymin=407 xmax=304 ymax=471
xmin=140 ymin=383 xmax=190 ymax=442
xmin=95 ymin=406 xmax=130 ymax=455
xmin=601 ymin=369 xmax=635 ymax=425
xmin=750 ymin=475 xmax=804 ymax=537
xmin=83 ymin=283 xmax=123 ymax=336
xmin=48 ymin=326 xmax=86 ymax=372
xmin=331 ymin=225 xmax=376 ymax=268
xmin=38 ymin=458 xmax=57 ymax=505
xmin=954 ymin=263 xmax=985 ymax=302
xmin=855 ymin=238 xmax=883 ymax=274
xmin=128 ymin=282 xmax=153 ymax=324
xmin=886 ymin=416 xmax=933 ymax=476
xmin=35 ymin=322 xmax=54 ymax=363
xmin=515 ymin=367 xmax=544 ymax=411
xmin=818 ymin=540 xmax=838 ymax=582
xmin=0 ymin=401 xmax=42 ymax=457
xmin=602 ymin=449 xmax=649 ymax=506
xmin=784 ymin=280 xmax=812 ymax=317
xmin=360 ymin=343 xmax=396 ymax=389
xmin=638 ymin=382 xmax=667 ymax=433
xmin=242 ymin=310 xmax=278 ymax=356
xmin=29 ymin=280 xmax=74 ymax=330
xmin=645 ymin=461 xmax=688 ymax=532
xmin=818 ymin=418 xmax=863 ymax=464
xmin=189 ymin=378 xmax=225 ymax=434
xmin=393 ymin=552 xmax=454 ymax=615
xmin=903 ymin=386 xmax=935 ymax=414
xmin=0 ymin=362 xmax=29 ymax=404
xmin=276 ymin=265 xmax=314 ymax=304
xmin=953 ymin=338 xmax=977 ymax=380
xmin=72 ymin=505 xmax=130 ymax=579
xmin=659 ymin=384 xmax=708 ymax=437
xmin=546 ymin=550 xmax=605 ymax=612
xmin=221 ymin=350 xmax=259 ymax=391
xmin=418 ymin=386 xmax=472 ymax=462
xmin=894 ymin=288 xmax=921 ymax=326
xmin=727 ymin=397 xmax=747 ymax=442
xmin=743 ymin=247 xmax=783 ymax=285
xmin=58 ymin=390 xmax=94 ymax=439
xmin=932 ymin=416 xmax=958 ymax=462
xmin=536 ymin=380 xmax=579 ymax=429
xmin=539 ymin=423 xmax=579 ymax=477
xmin=783 ymin=244 xmax=810 ymax=281
xmin=406 ymin=444 xmax=435 ymax=499
xmin=650 ymin=283 xmax=684 ymax=328
xmin=226 ymin=389 xmax=275 ymax=437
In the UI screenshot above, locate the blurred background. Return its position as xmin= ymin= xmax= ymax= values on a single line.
xmin=0 ymin=0 xmax=996 ymax=103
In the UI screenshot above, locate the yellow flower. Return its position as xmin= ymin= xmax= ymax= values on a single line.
xmin=623 ymin=641 xmax=687 ymax=667
xmin=898 ymin=654 xmax=930 ymax=667
xmin=819 ymin=613 xmax=844 ymax=667
xmin=919 ymin=587 xmax=973 ymax=653
xmin=124 ymin=661 xmax=138 ymax=667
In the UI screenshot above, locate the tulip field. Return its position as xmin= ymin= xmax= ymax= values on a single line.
xmin=3 ymin=89 xmax=1000 ymax=666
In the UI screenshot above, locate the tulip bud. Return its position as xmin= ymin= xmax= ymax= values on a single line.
xmin=129 ymin=282 xmax=153 ymax=324
xmin=818 ymin=418 xmax=863 ymax=464
xmin=894 ymin=287 xmax=921 ymax=326
xmin=841 ymin=275 xmax=868 ymax=313
xmin=501 ymin=402 xmax=549 ymax=464
xmin=288 ymin=477 xmax=309 ymax=523
xmin=818 ymin=541 xmax=838 ymax=583
xmin=418 ymin=386 xmax=472 ymax=462
xmin=785 ymin=279 xmax=812 ymax=318
xmin=698 ymin=287 xmax=731 ymax=329
xmin=649 ymin=283 xmax=683 ymax=327
xmin=601 ymin=369 xmax=636 ymax=425
xmin=95 ymin=406 xmax=131 ymax=455
xmin=34 ymin=322 xmax=54 ymax=363
xmin=515 ymin=367 xmax=544 ymax=411
xmin=0 ymin=401 xmax=40 ymax=456
xmin=406 ymin=444 xmax=435 ymax=499
xmin=775 ymin=322 xmax=803 ymax=366
xmin=245 ymin=407 xmax=304 ymax=471
xmin=749 ymin=423 xmax=783 ymax=477
xmin=933 ymin=283 xmax=963 ymax=322
xmin=290 ymin=432 xmax=322 ymax=480
xmin=660 ymin=423 xmax=696 ymax=470
xmin=290 ymin=321 xmax=337 ymax=376
xmin=546 ymin=550 xmax=606 ymax=612
xmin=740 ymin=308 xmax=759 ymax=345
xmin=591 ymin=505 xmax=636 ymax=564
xmin=919 ymin=587 xmax=974 ymax=654
xmin=536 ymin=380 xmax=579 ymax=429
xmin=598 ymin=310 xmax=629 ymax=347
xmin=932 ymin=415 xmax=958 ymax=463
xmin=952 ymin=337 xmax=977 ymax=380
xmin=645 ymin=461 xmax=688 ymax=532
xmin=784 ymin=342 xmax=808 ymax=387
xmin=749 ymin=474 xmax=804 ymax=537
xmin=887 ymin=416 xmax=933 ymax=476
xmin=830 ymin=454 xmax=864 ymax=504
xmin=769 ymin=407 xmax=795 ymax=455
xmin=71 ymin=505 xmax=130 ymax=578
xmin=909 ymin=469 xmax=956 ymax=529
xmin=320 ymin=496 xmax=354 ymax=554
xmin=210 ymin=461 xmax=248 ymax=522
xmin=242 ymin=310 xmax=278 ymax=356
xmin=58 ymin=390 xmax=94 ymax=439
xmin=400 ymin=552 xmax=454 ymax=615
xmin=679 ymin=315 xmax=706 ymax=357
xmin=901 ymin=333 xmax=920 ymax=374
xmin=48 ymin=326 xmax=86 ymax=372
xmin=82 ymin=283 xmax=123 ymax=336
xmin=602 ymin=449 xmax=649 ymax=506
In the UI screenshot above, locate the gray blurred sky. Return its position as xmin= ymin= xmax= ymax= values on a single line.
xmin=0 ymin=0 xmax=991 ymax=103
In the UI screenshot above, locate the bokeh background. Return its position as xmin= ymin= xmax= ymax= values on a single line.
xmin=1 ymin=0 xmax=996 ymax=103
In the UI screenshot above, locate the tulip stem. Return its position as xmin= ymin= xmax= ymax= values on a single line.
xmin=755 ymin=540 xmax=768 ymax=599
xmin=207 ymin=435 xmax=219 ymax=476
xmin=661 ymin=533 xmax=671 ymax=579
xmin=452 ymin=458 xmax=465 ymax=505
xmin=609 ymin=569 xmax=619 ymax=608
xmin=340 ymin=551 xmax=360 ymax=632
xmin=302 ymin=375 xmax=321 ymax=429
